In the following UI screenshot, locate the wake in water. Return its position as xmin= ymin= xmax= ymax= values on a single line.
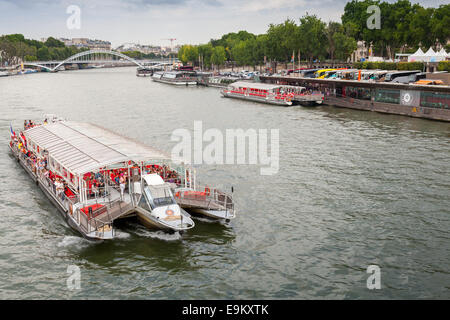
xmin=57 ymin=235 xmax=92 ymax=249
xmin=113 ymin=230 xmax=131 ymax=239
xmin=191 ymin=215 xmax=229 ymax=226
xmin=133 ymin=227 xmax=182 ymax=241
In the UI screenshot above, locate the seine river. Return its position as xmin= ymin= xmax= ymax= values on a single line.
xmin=0 ymin=67 xmax=449 ymax=299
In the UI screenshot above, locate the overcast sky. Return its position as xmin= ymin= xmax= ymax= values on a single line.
xmin=0 ymin=0 xmax=446 ymax=47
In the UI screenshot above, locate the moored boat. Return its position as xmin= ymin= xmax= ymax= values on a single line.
xmin=152 ymin=70 xmax=198 ymax=86
xmin=136 ymin=67 xmax=153 ymax=77
xmin=199 ymin=76 xmax=241 ymax=88
xmin=221 ymin=81 xmax=294 ymax=106
xmin=221 ymin=81 xmax=324 ymax=106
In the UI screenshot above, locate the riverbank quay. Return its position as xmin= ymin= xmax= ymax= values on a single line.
xmin=260 ymin=75 xmax=450 ymax=122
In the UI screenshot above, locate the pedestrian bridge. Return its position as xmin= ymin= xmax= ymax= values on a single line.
xmin=23 ymin=50 xmax=177 ymax=72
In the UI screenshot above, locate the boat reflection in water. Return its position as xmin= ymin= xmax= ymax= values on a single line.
xmin=9 ymin=115 xmax=235 ymax=240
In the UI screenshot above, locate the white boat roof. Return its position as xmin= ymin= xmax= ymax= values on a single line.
xmin=229 ymin=81 xmax=282 ymax=90
xmin=24 ymin=121 xmax=169 ymax=175
xmin=143 ymin=173 xmax=165 ymax=186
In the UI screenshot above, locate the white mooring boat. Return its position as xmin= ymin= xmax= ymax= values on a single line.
xmin=9 ymin=116 xmax=235 ymax=240
xmin=151 ymin=70 xmax=198 ymax=86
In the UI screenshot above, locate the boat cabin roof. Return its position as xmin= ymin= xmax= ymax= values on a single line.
xmin=143 ymin=173 xmax=165 ymax=186
xmin=24 ymin=121 xmax=169 ymax=175
xmin=229 ymin=81 xmax=282 ymax=90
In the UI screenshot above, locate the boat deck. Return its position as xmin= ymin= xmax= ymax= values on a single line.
xmin=73 ymin=187 xmax=135 ymax=229
xmin=177 ymin=197 xmax=226 ymax=210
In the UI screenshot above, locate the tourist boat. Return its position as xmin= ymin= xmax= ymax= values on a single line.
xmin=8 ymin=117 xmax=198 ymax=240
xmin=0 ymin=71 xmax=9 ymax=77
xmin=221 ymin=81 xmax=324 ymax=106
xmin=136 ymin=67 xmax=153 ymax=77
xmin=152 ymin=70 xmax=198 ymax=86
xmin=9 ymin=117 xmax=235 ymax=240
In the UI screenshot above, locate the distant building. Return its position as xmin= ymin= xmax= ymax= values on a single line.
xmin=59 ymin=38 xmax=111 ymax=50
xmin=115 ymin=43 xmax=176 ymax=56
xmin=350 ymin=41 xmax=369 ymax=62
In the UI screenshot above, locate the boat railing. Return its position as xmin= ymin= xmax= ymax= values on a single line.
xmin=173 ymin=183 xmax=235 ymax=217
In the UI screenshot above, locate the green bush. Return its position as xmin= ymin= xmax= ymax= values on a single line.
xmin=397 ymin=62 xmax=424 ymax=71
xmin=351 ymin=61 xmax=426 ymax=71
xmin=437 ymin=61 xmax=450 ymax=72
xmin=378 ymin=62 xmax=397 ymax=70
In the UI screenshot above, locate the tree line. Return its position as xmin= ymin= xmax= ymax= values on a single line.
xmin=120 ymin=50 xmax=177 ymax=60
xmin=178 ymin=0 xmax=449 ymax=70
xmin=0 ymin=34 xmax=87 ymax=66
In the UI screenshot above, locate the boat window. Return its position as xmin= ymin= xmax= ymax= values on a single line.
xmin=420 ymin=91 xmax=450 ymax=109
xmin=138 ymin=194 xmax=151 ymax=212
xmin=375 ymin=88 xmax=400 ymax=104
xmin=143 ymin=185 xmax=175 ymax=209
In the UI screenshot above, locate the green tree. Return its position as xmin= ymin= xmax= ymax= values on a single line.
xmin=266 ymin=19 xmax=300 ymax=65
xmin=431 ymin=4 xmax=450 ymax=48
xmin=37 ymin=46 xmax=51 ymax=61
xmin=298 ymin=14 xmax=327 ymax=65
xmin=408 ymin=5 xmax=434 ymax=48
xmin=198 ymin=43 xmax=213 ymax=69
xmin=178 ymin=45 xmax=198 ymax=66
xmin=211 ymin=46 xmax=226 ymax=70
xmin=45 ymin=37 xmax=65 ymax=48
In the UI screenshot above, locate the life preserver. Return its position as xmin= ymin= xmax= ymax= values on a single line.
xmin=175 ymin=191 xmax=180 ymax=198
xmin=166 ymin=209 xmax=174 ymax=216
xmin=205 ymin=187 xmax=210 ymax=196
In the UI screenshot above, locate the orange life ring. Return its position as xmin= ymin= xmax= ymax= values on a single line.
xmin=166 ymin=209 xmax=174 ymax=216
xmin=175 ymin=191 xmax=180 ymax=198
xmin=205 ymin=187 xmax=210 ymax=196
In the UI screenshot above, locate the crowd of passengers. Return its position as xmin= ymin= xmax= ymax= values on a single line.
xmin=11 ymin=135 xmax=72 ymax=202
xmin=12 ymin=125 xmax=183 ymax=204
xmin=82 ymin=164 xmax=182 ymax=200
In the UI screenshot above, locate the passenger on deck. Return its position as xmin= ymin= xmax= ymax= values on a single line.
xmin=55 ymin=178 xmax=64 ymax=199
xmin=119 ymin=175 xmax=126 ymax=201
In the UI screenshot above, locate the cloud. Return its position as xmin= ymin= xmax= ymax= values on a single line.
xmin=0 ymin=0 xmax=448 ymax=47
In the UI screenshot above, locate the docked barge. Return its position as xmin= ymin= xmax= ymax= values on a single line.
xmin=9 ymin=117 xmax=235 ymax=240
xmin=260 ymin=75 xmax=450 ymax=121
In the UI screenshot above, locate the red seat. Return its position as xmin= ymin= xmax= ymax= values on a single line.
xmin=80 ymin=204 xmax=104 ymax=216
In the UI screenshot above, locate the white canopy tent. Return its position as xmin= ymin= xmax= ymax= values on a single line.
xmin=409 ymin=47 xmax=448 ymax=62
xmin=408 ymin=48 xmax=424 ymax=62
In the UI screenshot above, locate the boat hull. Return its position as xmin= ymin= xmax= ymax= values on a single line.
xmin=9 ymin=145 xmax=104 ymax=241
xmin=135 ymin=207 xmax=195 ymax=232
xmin=187 ymin=207 xmax=235 ymax=220
xmin=152 ymin=78 xmax=197 ymax=86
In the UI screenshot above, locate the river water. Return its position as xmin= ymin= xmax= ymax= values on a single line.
xmin=0 ymin=67 xmax=449 ymax=299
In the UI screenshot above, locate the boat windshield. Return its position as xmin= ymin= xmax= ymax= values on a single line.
xmin=143 ymin=185 xmax=175 ymax=209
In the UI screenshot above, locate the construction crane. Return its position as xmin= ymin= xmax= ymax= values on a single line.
xmin=161 ymin=38 xmax=176 ymax=50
